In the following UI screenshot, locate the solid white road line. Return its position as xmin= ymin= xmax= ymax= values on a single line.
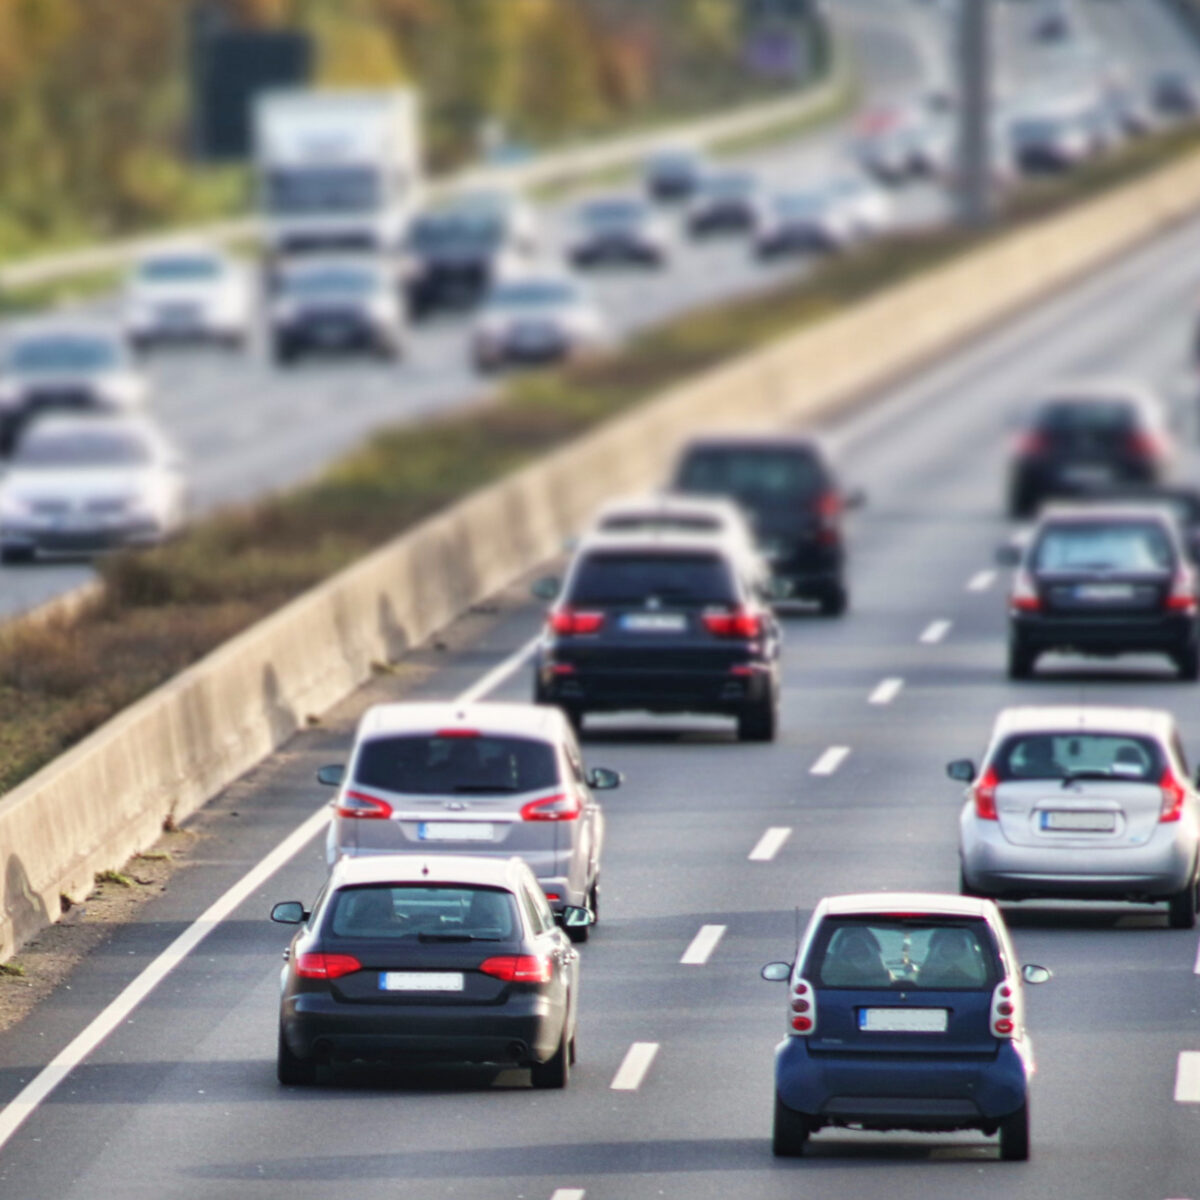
xmin=868 ymin=678 xmax=904 ymax=706
xmin=967 ymin=570 xmax=997 ymax=593
xmin=810 ymin=746 xmax=850 ymax=776
xmin=611 ymin=1042 xmax=660 ymax=1091
xmin=550 ymin=1191 xmax=585 ymax=1200
xmin=749 ymin=827 xmax=792 ymax=862
xmin=0 ymin=634 xmax=543 ymax=1156
xmin=1193 ymin=936 xmax=1200 ymax=975
xmin=680 ymin=924 xmax=726 ymax=966
xmin=1175 ymin=1052 xmax=1200 ymax=1102
xmin=919 ymin=619 xmax=952 ymax=644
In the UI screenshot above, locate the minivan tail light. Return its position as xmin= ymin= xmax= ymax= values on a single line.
xmin=520 ymin=792 xmax=581 ymax=821
xmin=990 ymin=980 xmax=1019 ymax=1038
xmin=1010 ymin=570 xmax=1040 ymax=612
xmin=789 ymin=977 xmax=817 ymax=1035
xmin=1166 ymin=572 xmax=1198 ymax=614
xmin=335 ymin=789 xmax=394 ymax=819
xmin=549 ymin=608 xmax=605 ymax=635
xmin=480 ymin=955 xmax=553 ymax=983
xmin=973 ymin=767 xmax=999 ymax=820
xmin=703 ymin=607 xmax=762 ymax=638
xmin=1160 ymin=767 xmax=1187 ymax=823
xmin=296 ymin=952 xmax=361 ymax=981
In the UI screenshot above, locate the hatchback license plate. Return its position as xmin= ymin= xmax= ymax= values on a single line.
xmin=621 ymin=613 xmax=686 ymax=632
xmin=1041 ymin=809 xmax=1117 ymax=832
xmin=417 ymin=822 xmax=494 ymax=841
xmin=379 ymin=972 xmax=464 ymax=992
xmin=859 ymin=1008 xmax=948 ymax=1033
xmin=1075 ymin=583 xmax=1134 ymax=602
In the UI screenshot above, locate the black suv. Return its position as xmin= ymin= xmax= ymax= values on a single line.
xmin=670 ymin=434 xmax=861 ymax=615
xmin=533 ymin=532 xmax=782 ymax=740
xmin=1001 ymin=505 xmax=1200 ymax=680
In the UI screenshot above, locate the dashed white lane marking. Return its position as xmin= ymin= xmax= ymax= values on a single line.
xmin=868 ymin=678 xmax=904 ymax=706
xmin=967 ymin=569 xmax=997 ymax=593
xmin=919 ymin=619 xmax=952 ymax=644
xmin=749 ymin=827 xmax=792 ymax=862
xmin=810 ymin=745 xmax=850 ymax=775
xmin=680 ymin=924 xmax=726 ymax=965
xmin=1174 ymin=1052 xmax=1200 ymax=1102
xmin=550 ymin=1191 xmax=585 ymax=1200
xmin=1193 ymin=936 xmax=1200 ymax=975
xmin=611 ymin=1042 xmax=660 ymax=1091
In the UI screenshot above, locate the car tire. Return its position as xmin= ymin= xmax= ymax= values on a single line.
xmin=530 ymin=1025 xmax=570 ymax=1089
xmin=1168 ymin=880 xmax=1198 ymax=929
xmin=568 ymin=1033 xmax=577 ymax=1066
xmin=772 ymin=1094 xmax=811 ymax=1157
xmin=738 ymin=697 xmax=778 ymax=743
xmin=588 ymin=879 xmax=600 ymax=926
xmin=959 ymin=866 xmax=983 ymax=898
xmin=0 ymin=545 xmax=35 ymax=565
xmin=817 ymin=583 xmax=848 ymax=617
xmin=1007 ymin=637 xmax=1036 ymax=680
xmin=998 ymin=1103 xmax=1030 ymax=1161
xmin=273 ymin=341 xmax=297 ymax=367
xmin=1175 ymin=644 xmax=1200 ymax=682
xmin=276 ymin=1025 xmax=317 ymax=1086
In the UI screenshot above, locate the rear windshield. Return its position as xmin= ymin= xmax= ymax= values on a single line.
xmin=568 ymin=552 xmax=736 ymax=606
xmin=1033 ymin=522 xmax=1174 ymax=572
xmin=676 ymin=446 xmax=827 ymax=508
xmin=354 ymin=734 xmax=559 ymax=795
xmin=328 ymin=885 xmax=518 ymax=941
xmin=806 ymin=918 xmax=999 ymax=991
xmin=992 ymin=732 xmax=1164 ymax=782
xmin=1034 ymin=400 xmax=1139 ymax=434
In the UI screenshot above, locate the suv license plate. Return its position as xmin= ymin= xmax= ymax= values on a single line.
xmin=380 ymin=972 xmax=464 ymax=992
xmin=417 ymin=822 xmax=494 ymax=841
xmin=859 ymin=1008 xmax=948 ymax=1033
xmin=621 ymin=613 xmax=686 ymax=632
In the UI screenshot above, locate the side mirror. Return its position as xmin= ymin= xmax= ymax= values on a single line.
xmin=995 ymin=543 xmax=1022 ymax=567
xmin=760 ymin=961 xmax=792 ymax=982
xmin=558 ymin=905 xmax=594 ymax=929
xmin=271 ymin=901 xmax=307 ymax=924
xmin=587 ymin=766 xmax=623 ymax=791
xmin=843 ymin=487 xmax=867 ymax=511
xmin=946 ymin=759 xmax=976 ymax=782
xmin=316 ymin=764 xmax=345 ymax=787
xmin=531 ymin=576 xmax=561 ymax=602
xmin=1021 ymin=964 xmax=1052 ymax=985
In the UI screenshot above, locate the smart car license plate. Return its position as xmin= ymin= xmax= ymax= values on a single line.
xmin=621 ymin=613 xmax=686 ymax=632
xmin=859 ymin=1008 xmax=948 ymax=1033
xmin=379 ymin=972 xmax=464 ymax=992
xmin=1041 ymin=809 xmax=1117 ymax=832
xmin=1075 ymin=583 xmax=1134 ymax=602
xmin=417 ymin=822 xmax=494 ymax=841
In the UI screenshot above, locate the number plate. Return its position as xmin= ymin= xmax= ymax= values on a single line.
xmin=621 ymin=613 xmax=687 ymax=632
xmin=417 ymin=822 xmax=494 ymax=841
xmin=1041 ymin=809 xmax=1117 ymax=832
xmin=1074 ymin=583 xmax=1134 ymax=602
xmin=379 ymin=972 xmax=464 ymax=992
xmin=1061 ymin=465 xmax=1112 ymax=485
xmin=859 ymin=1008 xmax=948 ymax=1033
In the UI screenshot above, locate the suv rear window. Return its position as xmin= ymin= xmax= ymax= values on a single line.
xmin=329 ymin=885 xmax=518 ymax=940
xmin=992 ymin=732 xmax=1164 ymax=782
xmin=805 ymin=918 xmax=999 ymax=990
xmin=676 ymin=447 xmax=826 ymax=508
xmin=568 ymin=552 xmax=736 ymax=606
xmin=1035 ymin=401 xmax=1139 ymax=434
xmin=1033 ymin=522 xmax=1174 ymax=572
xmin=354 ymin=734 xmax=559 ymax=796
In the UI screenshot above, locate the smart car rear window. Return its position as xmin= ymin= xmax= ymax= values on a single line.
xmin=354 ymin=734 xmax=558 ymax=795
xmin=329 ymin=885 xmax=518 ymax=940
xmin=993 ymin=733 xmax=1164 ymax=782
xmin=568 ymin=552 xmax=736 ymax=606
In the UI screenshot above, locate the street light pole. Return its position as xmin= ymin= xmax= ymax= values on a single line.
xmin=957 ymin=0 xmax=992 ymax=228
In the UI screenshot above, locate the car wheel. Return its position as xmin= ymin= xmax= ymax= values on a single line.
xmin=568 ymin=1033 xmax=577 ymax=1066
xmin=817 ymin=583 xmax=848 ymax=617
xmin=998 ymin=1102 xmax=1030 ymax=1161
xmin=276 ymin=1024 xmax=317 ymax=1086
xmin=1168 ymin=880 xmax=1198 ymax=929
xmin=588 ymin=879 xmax=600 ymax=926
xmin=772 ymin=1094 xmax=811 ymax=1157
xmin=530 ymin=1024 xmax=570 ymax=1089
xmin=1175 ymin=644 xmax=1200 ymax=682
xmin=738 ymin=696 xmax=778 ymax=743
xmin=0 ymin=545 xmax=35 ymax=565
xmin=959 ymin=866 xmax=983 ymax=898
xmin=273 ymin=341 xmax=297 ymax=367
xmin=1007 ymin=637 xmax=1036 ymax=680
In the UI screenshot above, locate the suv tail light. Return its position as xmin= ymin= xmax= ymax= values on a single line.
xmin=789 ymin=977 xmax=817 ymax=1034
xmin=990 ymin=980 xmax=1019 ymax=1038
xmin=1009 ymin=570 xmax=1041 ymax=613
xmin=816 ymin=490 xmax=842 ymax=546
xmin=480 ymin=954 xmax=553 ymax=983
xmin=1160 ymin=766 xmax=1188 ymax=823
xmin=972 ymin=766 xmax=999 ymax=820
xmin=296 ymin=952 xmax=361 ymax=980
xmin=335 ymin=789 xmax=394 ymax=819
xmin=520 ymin=792 xmax=581 ymax=821
xmin=549 ymin=608 xmax=605 ymax=636
xmin=703 ymin=607 xmax=762 ymax=638
xmin=1166 ymin=571 xmax=1198 ymax=614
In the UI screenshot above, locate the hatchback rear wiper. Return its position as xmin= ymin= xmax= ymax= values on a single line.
xmin=417 ymin=932 xmax=506 ymax=943
xmin=1061 ymin=769 xmax=1117 ymax=785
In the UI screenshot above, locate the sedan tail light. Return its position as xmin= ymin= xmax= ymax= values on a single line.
xmin=1009 ymin=570 xmax=1041 ymax=613
xmin=549 ymin=608 xmax=605 ymax=635
xmin=335 ymin=789 xmax=394 ymax=819
xmin=520 ymin=792 xmax=581 ymax=821
xmin=480 ymin=954 xmax=553 ymax=983
xmin=1160 ymin=766 xmax=1188 ymax=823
xmin=296 ymin=952 xmax=361 ymax=980
xmin=1166 ymin=572 xmax=1198 ymax=614
xmin=973 ymin=766 xmax=1000 ymax=820
xmin=990 ymin=980 xmax=1019 ymax=1038
xmin=789 ymin=978 xmax=817 ymax=1034
xmin=703 ymin=607 xmax=762 ymax=638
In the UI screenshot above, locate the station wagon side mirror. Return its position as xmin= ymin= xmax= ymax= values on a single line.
xmin=270 ymin=901 xmax=307 ymax=924
xmin=587 ymin=766 xmax=623 ymax=791
xmin=557 ymin=905 xmax=594 ymax=929
xmin=1021 ymin=964 xmax=1052 ymax=985
xmin=946 ymin=759 xmax=976 ymax=783
xmin=531 ymin=575 xmax=561 ymax=602
xmin=316 ymin=764 xmax=345 ymax=787
xmin=760 ymin=961 xmax=792 ymax=982
xmin=843 ymin=487 xmax=867 ymax=511
xmin=995 ymin=543 xmax=1022 ymax=568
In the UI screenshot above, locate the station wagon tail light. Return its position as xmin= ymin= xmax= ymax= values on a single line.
xmin=1009 ymin=570 xmax=1040 ymax=612
xmin=990 ymin=980 xmax=1019 ymax=1038
xmin=1165 ymin=572 xmax=1197 ymax=614
xmin=296 ymin=952 xmax=361 ymax=981
xmin=335 ymin=789 xmax=394 ymax=819
xmin=789 ymin=978 xmax=817 ymax=1034
xmin=973 ymin=766 xmax=1000 ymax=820
xmin=1159 ymin=767 xmax=1188 ymax=823
xmin=550 ymin=608 xmax=605 ymax=635
xmin=480 ymin=954 xmax=553 ymax=984
xmin=520 ymin=792 xmax=581 ymax=821
xmin=703 ymin=607 xmax=762 ymax=638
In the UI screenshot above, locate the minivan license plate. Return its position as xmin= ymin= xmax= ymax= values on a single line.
xmin=417 ymin=822 xmax=494 ymax=841
xmin=380 ymin=972 xmax=464 ymax=992
xmin=859 ymin=1008 xmax=948 ymax=1033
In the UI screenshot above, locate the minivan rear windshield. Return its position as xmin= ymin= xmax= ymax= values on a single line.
xmin=568 ymin=552 xmax=736 ymax=606
xmin=676 ymin=447 xmax=826 ymax=508
xmin=992 ymin=732 xmax=1164 ymax=782
xmin=354 ymin=734 xmax=558 ymax=795
xmin=1033 ymin=522 xmax=1174 ymax=572
xmin=329 ymin=885 xmax=518 ymax=941
xmin=806 ymin=918 xmax=999 ymax=990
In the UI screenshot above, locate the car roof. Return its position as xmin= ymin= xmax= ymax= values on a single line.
xmin=135 ymin=240 xmax=229 ymax=266
xmin=277 ymin=255 xmax=385 ymax=276
xmin=1034 ymin=502 xmax=1181 ymax=528
xmin=1031 ymin=379 xmax=1162 ymax=409
xmin=6 ymin=317 xmax=125 ymax=344
xmin=16 ymin=411 xmax=158 ymax=439
xmin=817 ymin=892 xmax=997 ymax=920
xmin=356 ymin=701 xmax=565 ymax=742
xmin=328 ymin=853 xmax=530 ymax=891
xmin=677 ymin=431 xmax=827 ymax=456
xmin=572 ymin=529 xmax=738 ymax=560
xmin=990 ymin=705 xmax=1175 ymax=739
xmin=594 ymin=493 xmax=743 ymax=525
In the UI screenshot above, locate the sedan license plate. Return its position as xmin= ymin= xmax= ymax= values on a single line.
xmin=1075 ymin=583 xmax=1134 ymax=602
xmin=859 ymin=1008 xmax=948 ymax=1033
xmin=621 ymin=613 xmax=687 ymax=633
xmin=417 ymin=822 xmax=494 ymax=841
xmin=379 ymin=972 xmax=464 ymax=992
xmin=1041 ymin=809 xmax=1117 ymax=833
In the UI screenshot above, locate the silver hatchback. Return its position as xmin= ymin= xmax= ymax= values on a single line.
xmin=949 ymin=706 xmax=1200 ymax=927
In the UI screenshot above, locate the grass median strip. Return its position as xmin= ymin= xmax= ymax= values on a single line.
xmin=4 ymin=123 xmax=1200 ymax=797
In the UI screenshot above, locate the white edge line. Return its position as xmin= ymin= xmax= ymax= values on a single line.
xmin=610 ymin=1042 xmax=660 ymax=1091
xmin=1175 ymin=1051 xmax=1200 ymax=1103
xmin=680 ymin=924 xmax=727 ymax=966
xmin=749 ymin=827 xmax=791 ymax=862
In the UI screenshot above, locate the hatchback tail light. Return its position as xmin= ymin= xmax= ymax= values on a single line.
xmin=703 ymin=607 xmax=762 ymax=638
xmin=972 ymin=766 xmax=1000 ymax=820
xmin=1009 ymin=570 xmax=1041 ymax=613
xmin=480 ymin=954 xmax=553 ymax=983
xmin=520 ymin=792 xmax=581 ymax=821
xmin=789 ymin=977 xmax=817 ymax=1034
xmin=549 ymin=608 xmax=605 ymax=635
xmin=1160 ymin=766 xmax=1188 ymax=823
xmin=990 ymin=980 xmax=1019 ymax=1038
xmin=1166 ymin=571 xmax=1198 ymax=614
xmin=335 ymin=789 xmax=394 ymax=819
xmin=296 ymin=952 xmax=361 ymax=980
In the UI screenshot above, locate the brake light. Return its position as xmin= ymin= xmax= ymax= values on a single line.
xmin=789 ymin=978 xmax=817 ymax=1035
xmin=335 ymin=789 xmax=394 ymax=819
xmin=296 ymin=952 xmax=361 ymax=980
xmin=1010 ymin=570 xmax=1041 ymax=613
xmin=1014 ymin=430 xmax=1047 ymax=456
xmin=1160 ymin=766 xmax=1188 ymax=823
xmin=549 ymin=609 xmax=605 ymax=635
xmin=703 ymin=607 xmax=762 ymax=638
xmin=973 ymin=766 xmax=999 ymax=820
xmin=520 ymin=792 xmax=581 ymax=821
xmin=990 ymin=980 xmax=1019 ymax=1038
xmin=1166 ymin=571 xmax=1198 ymax=614
xmin=435 ymin=728 xmax=479 ymax=739
xmin=816 ymin=490 xmax=842 ymax=546
xmin=1126 ymin=430 xmax=1165 ymax=460
xmin=480 ymin=954 xmax=553 ymax=983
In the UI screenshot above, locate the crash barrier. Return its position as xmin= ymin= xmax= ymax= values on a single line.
xmin=5 ymin=142 xmax=1200 ymax=960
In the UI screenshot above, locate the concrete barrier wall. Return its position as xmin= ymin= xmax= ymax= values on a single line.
xmin=4 ymin=146 xmax=1200 ymax=959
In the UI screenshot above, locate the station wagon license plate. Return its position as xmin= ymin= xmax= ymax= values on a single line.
xmin=379 ymin=972 xmax=464 ymax=992
xmin=417 ymin=822 xmax=494 ymax=841
xmin=1041 ymin=809 xmax=1117 ymax=832
xmin=1074 ymin=583 xmax=1134 ymax=602
xmin=859 ymin=1008 xmax=948 ymax=1033
xmin=621 ymin=613 xmax=687 ymax=633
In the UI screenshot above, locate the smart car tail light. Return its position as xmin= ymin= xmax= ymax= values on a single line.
xmin=1165 ymin=572 xmax=1197 ymax=614
xmin=789 ymin=977 xmax=817 ymax=1034
xmin=296 ymin=952 xmax=361 ymax=980
xmin=520 ymin=792 xmax=581 ymax=821
xmin=703 ymin=607 xmax=762 ymax=638
xmin=973 ymin=766 xmax=1000 ymax=820
xmin=1009 ymin=570 xmax=1041 ymax=612
xmin=480 ymin=954 xmax=553 ymax=983
xmin=549 ymin=608 xmax=605 ymax=635
xmin=990 ymin=980 xmax=1019 ymax=1038
xmin=335 ymin=789 xmax=394 ymax=819
xmin=1159 ymin=766 xmax=1188 ymax=823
